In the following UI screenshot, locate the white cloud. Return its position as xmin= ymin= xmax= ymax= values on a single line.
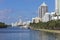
xmin=0 ymin=9 xmax=13 ymax=20
xmin=0 ymin=9 xmax=12 ymax=14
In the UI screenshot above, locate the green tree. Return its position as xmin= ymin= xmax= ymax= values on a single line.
xmin=0 ymin=22 xmax=7 ymax=28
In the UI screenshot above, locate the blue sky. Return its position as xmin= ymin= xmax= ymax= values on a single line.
xmin=0 ymin=0 xmax=55 ymax=24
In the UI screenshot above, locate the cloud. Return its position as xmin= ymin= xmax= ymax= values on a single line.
xmin=0 ymin=9 xmax=13 ymax=20
xmin=0 ymin=9 xmax=12 ymax=14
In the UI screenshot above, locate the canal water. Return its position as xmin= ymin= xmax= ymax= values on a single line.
xmin=0 ymin=27 xmax=60 ymax=40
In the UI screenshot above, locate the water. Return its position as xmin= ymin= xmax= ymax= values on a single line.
xmin=0 ymin=27 xmax=60 ymax=40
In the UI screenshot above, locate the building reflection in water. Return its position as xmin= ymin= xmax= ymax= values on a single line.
xmin=40 ymin=31 xmax=60 ymax=40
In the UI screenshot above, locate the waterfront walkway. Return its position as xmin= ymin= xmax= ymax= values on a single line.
xmin=35 ymin=29 xmax=60 ymax=33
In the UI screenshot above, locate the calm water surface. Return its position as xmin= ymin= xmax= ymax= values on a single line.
xmin=0 ymin=27 xmax=60 ymax=40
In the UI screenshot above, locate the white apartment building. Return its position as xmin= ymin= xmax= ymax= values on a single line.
xmin=42 ymin=12 xmax=51 ymax=22
xmin=32 ymin=17 xmax=41 ymax=23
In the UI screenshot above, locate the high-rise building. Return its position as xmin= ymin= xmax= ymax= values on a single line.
xmin=55 ymin=0 xmax=60 ymax=15
xmin=38 ymin=2 xmax=48 ymax=18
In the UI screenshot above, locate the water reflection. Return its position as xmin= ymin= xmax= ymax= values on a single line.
xmin=39 ymin=31 xmax=60 ymax=40
xmin=0 ymin=28 xmax=60 ymax=40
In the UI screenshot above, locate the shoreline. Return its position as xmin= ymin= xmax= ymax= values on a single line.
xmin=32 ymin=28 xmax=60 ymax=33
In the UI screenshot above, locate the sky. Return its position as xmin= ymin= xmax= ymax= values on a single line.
xmin=0 ymin=0 xmax=55 ymax=24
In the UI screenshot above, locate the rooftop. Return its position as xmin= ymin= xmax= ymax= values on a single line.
xmin=41 ymin=2 xmax=47 ymax=6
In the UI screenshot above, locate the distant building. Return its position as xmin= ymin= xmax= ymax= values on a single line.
xmin=11 ymin=19 xmax=23 ymax=27
xmin=31 ymin=0 xmax=60 ymax=23
xmin=42 ymin=13 xmax=51 ymax=22
xmin=32 ymin=2 xmax=48 ymax=23
xmin=51 ymin=16 xmax=60 ymax=20
xmin=55 ymin=0 xmax=60 ymax=19
xmin=50 ymin=12 xmax=55 ymax=16
xmin=11 ymin=23 xmax=14 ymax=27
xmin=50 ymin=12 xmax=58 ymax=20
xmin=38 ymin=2 xmax=48 ymax=18
xmin=17 ymin=19 xmax=23 ymax=26
xmin=32 ymin=17 xmax=41 ymax=23
xmin=55 ymin=0 xmax=60 ymax=15
xmin=23 ymin=21 xmax=31 ymax=28
xmin=50 ymin=12 xmax=55 ymax=20
xmin=11 ymin=22 xmax=18 ymax=27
